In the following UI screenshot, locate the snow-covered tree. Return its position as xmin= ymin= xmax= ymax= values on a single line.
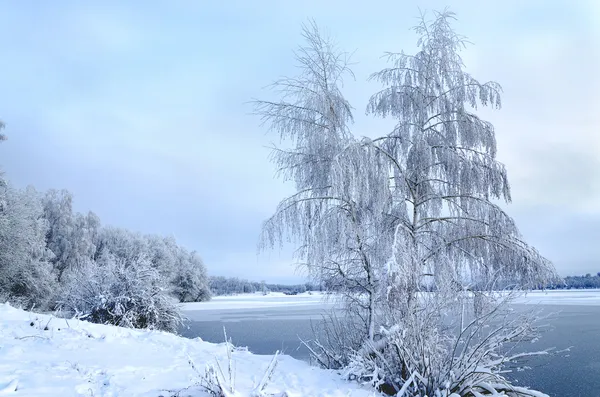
xmin=0 ymin=119 xmax=5 ymax=142
xmin=95 ymin=226 xmax=149 ymax=265
xmin=209 ymin=276 xmax=258 ymax=295
xmin=146 ymin=234 xmax=178 ymax=278
xmin=256 ymin=10 xmax=556 ymax=397
xmin=42 ymin=189 xmax=74 ymax=274
xmin=171 ymin=248 xmax=211 ymax=302
xmin=0 ymin=120 xmax=6 ymax=190
xmin=42 ymin=189 xmax=100 ymax=282
xmin=255 ymin=21 xmax=393 ymax=342
xmin=58 ymin=250 xmax=182 ymax=332
xmin=367 ymin=11 xmax=553 ymax=311
xmin=0 ymin=185 xmax=55 ymax=309
xmin=97 ymin=229 xmax=210 ymax=303
xmin=0 ymin=152 xmax=209 ymax=325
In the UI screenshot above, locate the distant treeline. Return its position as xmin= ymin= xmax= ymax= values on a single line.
xmin=209 ymin=276 xmax=321 ymax=296
xmin=210 ymin=273 xmax=600 ymax=296
xmin=543 ymin=273 xmax=600 ymax=290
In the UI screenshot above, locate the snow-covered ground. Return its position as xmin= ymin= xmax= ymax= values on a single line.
xmin=0 ymin=302 xmax=375 ymax=397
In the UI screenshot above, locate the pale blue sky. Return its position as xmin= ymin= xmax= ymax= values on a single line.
xmin=0 ymin=1 xmax=598 ymax=282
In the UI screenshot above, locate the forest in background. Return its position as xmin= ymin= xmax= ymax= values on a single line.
xmin=208 ymin=273 xmax=600 ymax=296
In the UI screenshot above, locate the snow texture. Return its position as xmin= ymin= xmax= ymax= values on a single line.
xmin=0 ymin=303 xmax=378 ymax=396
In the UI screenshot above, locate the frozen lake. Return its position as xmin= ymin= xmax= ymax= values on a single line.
xmin=180 ymin=290 xmax=600 ymax=396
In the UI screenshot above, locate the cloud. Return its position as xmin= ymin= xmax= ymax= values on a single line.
xmin=205 ymin=246 xmax=302 ymax=284
xmin=0 ymin=0 xmax=597 ymax=281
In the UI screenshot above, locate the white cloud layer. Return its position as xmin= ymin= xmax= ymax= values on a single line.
xmin=0 ymin=0 xmax=597 ymax=280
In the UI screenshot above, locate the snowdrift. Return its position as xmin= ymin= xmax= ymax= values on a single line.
xmin=0 ymin=303 xmax=374 ymax=396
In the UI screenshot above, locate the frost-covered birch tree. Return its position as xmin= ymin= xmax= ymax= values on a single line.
xmin=367 ymin=12 xmax=553 ymax=313
xmin=347 ymin=11 xmax=557 ymax=395
xmin=255 ymin=22 xmax=396 ymax=344
xmin=257 ymin=10 xmax=556 ymax=397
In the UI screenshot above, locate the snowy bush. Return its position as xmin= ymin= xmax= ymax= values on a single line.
xmin=302 ymin=310 xmax=365 ymax=370
xmin=184 ymin=328 xmax=284 ymax=397
xmin=97 ymin=227 xmax=211 ymax=304
xmin=58 ymin=251 xmax=182 ymax=332
xmin=339 ymin=292 xmax=550 ymax=396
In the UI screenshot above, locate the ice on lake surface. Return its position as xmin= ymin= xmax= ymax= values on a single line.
xmin=513 ymin=288 xmax=600 ymax=305
xmin=181 ymin=292 xmax=340 ymax=359
xmin=181 ymin=290 xmax=600 ymax=397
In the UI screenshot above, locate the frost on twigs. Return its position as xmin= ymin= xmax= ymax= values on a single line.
xmin=343 ymin=290 xmax=554 ymax=396
xmin=0 ymin=185 xmax=55 ymax=310
xmin=301 ymin=310 xmax=365 ymax=370
xmin=255 ymin=8 xmax=556 ymax=397
xmin=181 ymin=328 xmax=285 ymax=397
xmin=57 ymin=252 xmax=182 ymax=333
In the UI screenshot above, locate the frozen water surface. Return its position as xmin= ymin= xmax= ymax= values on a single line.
xmin=181 ymin=290 xmax=600 ymax=396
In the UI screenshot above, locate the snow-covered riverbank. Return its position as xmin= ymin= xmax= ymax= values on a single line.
xmin=0 ymin=302 xmax=374 ymax=396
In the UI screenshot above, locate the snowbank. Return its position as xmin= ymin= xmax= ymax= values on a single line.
xmin=0 ymin=303 xmax=375 ymax=396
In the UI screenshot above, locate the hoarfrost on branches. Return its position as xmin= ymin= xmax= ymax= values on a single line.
xmin=0 ymin=185 xmax=55 ymax=308
xmin=367 ymin=11 xmax=553 ymax=310
xmin=42 ymin=189 xmax=100 ymax=283
xmin=256 ymin=9 xmax=556 ymax=396
xmin=58 ymin=251 xmax=182 ymax=332
xmin=256 ymin=21 xmax=395 ymax=341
